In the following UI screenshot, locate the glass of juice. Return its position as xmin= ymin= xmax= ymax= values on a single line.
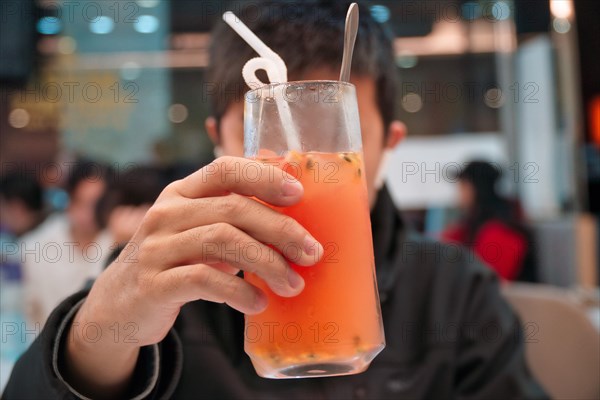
xmin=243 ymin=81 xmax=385 ymax=379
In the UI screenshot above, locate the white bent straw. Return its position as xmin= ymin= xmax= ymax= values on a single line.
xmin=222 ymin=11 xmax=301 ymax=152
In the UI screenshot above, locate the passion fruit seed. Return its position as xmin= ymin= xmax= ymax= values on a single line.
xmin=269 ymin=352 xmax=282 ymax=363
xmin=301 ymin=352 xmax=317 ymax=360
xmin=285 ymin=151 xmax=305 ymax=169
xmin=306 ymin=157 xmax=315 ymax=169
xmin=340 ymin=152 xmax=359 ymax=163
xmin=286 ymin=150 xmax=302 ymax=160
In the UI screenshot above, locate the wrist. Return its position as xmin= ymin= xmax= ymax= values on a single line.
xmin=72 ymin=278 xmax=142 ymax=352
xmin=64 ymin=302 xmax=140 ymax=398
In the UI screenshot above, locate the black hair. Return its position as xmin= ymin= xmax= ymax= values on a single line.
xmin=66 ymin=160 xmax=110 ymax=195
xmin=0 ymin=173 xmax=43 ymax=212
xmin=95 ymin=166 xmax=165 ymax=229
xmin=208 ymin=0 xmax=397 ymax=129
xmin=458 ymin=160 xmax=516 ymax=242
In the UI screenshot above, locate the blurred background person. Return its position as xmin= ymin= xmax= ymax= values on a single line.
xmin=96 ymin=165 xmax=165 ymax=248
xmin=442 ymin=160 xmax=537 ymax=282
xmin=0 ymin=173 xmax=47 ymax=238
xmin=0 ymin=173 xmax=47 ymax=385
xmin=19 ymin=160 xmax=113 ymax=327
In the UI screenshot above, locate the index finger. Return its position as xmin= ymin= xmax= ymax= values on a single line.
xmin=169 ymin=156 xmax=303 ymax=206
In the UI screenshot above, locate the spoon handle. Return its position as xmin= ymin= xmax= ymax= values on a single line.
xmin=339 ymin=3 xmax=359 ymax=82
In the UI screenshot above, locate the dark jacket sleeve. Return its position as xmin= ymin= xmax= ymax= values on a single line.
xmin=3 ymin=289 xmax=183 ymax=399
xmin=453 ymin=261 xmax=548 ymax=399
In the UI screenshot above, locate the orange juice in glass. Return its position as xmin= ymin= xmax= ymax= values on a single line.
xmin=244 ymin=81 xmax=385 ymax=379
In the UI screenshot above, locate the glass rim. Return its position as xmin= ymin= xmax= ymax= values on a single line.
xmin=245 ymin=80 xmax=355 ymax=96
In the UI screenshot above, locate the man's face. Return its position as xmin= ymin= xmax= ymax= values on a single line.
xmin=212 ymin=69 xmax=403 ymax=208
xmin=0 ymin=197 xmax=31 ymax=236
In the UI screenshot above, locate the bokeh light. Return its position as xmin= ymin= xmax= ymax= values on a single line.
xmin=8 ymin=109 xmax=30 ymax=129
xmin=402 ymin=93 xmax=423 ymax=113
xmin=89 ymin=16 xmax=115 ymax=35
xmin=36 ymin=17 xmax=61 ymax=35
xmin=168 ymin=104 xmax=189 ymax=123
xmin=134 ymin=15 xmax=160 ymax=34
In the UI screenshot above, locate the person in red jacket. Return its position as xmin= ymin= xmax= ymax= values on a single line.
xmin=443 ymin=161 xmax=536 ymax=281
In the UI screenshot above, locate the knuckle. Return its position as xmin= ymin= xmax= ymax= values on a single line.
xmin=196 ymin=267 xmax=217 ymax=290
xmin=233 ymin=196 xmax=251 ymax=214
xmin=258 ymin=256 xmax=287 ymax=286
xmin=204 ymin=159 xmax=221 ymax=174
xmin=178 ymin=266 xmax=211 ymax=291
xmin=205 ymin=156 xmax=232 ymax=176
xmin=174 ymin=228 xmax=197 ymax=249
xmin=139 ymin=237 xmax=161 ymax=257
xmin=203 ymin=224 xmax=219 ymax=243
xmin=206 ymin=222 xmax=235 ymax=243
xmin=217 ymin=156 xmax=235 ymax=167
xmin=179 ymin=267 xmax=197 ymax=288
xmin=143 ymin=204 xmax=170 ymax=228
xmin=213 ymin=196 xmax=245 ymax=217
xmin=269 ymin=249 xmax=287 ymax=267
xmin=158 ymin=181 xmax=180 ymax=199
xmin=223 ymin=276 xmax=241 ymax=299
xmin=251 ymin=243 xmax=271 ymax=265
xmin=271 ymin=272 xmax=289 ymax=292
xmin=277 ymin=216 xmax=300 ymax=236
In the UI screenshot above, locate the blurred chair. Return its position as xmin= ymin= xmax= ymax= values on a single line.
xmin=530 ymin=214 xmax=599 ymax=287
xmin=530 ymin=218 xmax=577 ymax=286
xmin=501 ymin=283 xmax=600 ymax=399
xmin=575 ymin=214 xmax=599 ymax=289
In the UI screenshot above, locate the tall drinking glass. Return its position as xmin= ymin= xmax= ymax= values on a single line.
xmin=243 ymin=81 xmax=385 ymax=379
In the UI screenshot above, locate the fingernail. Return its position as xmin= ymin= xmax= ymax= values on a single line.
xmin=288 ymin=269 xmax=304 ymax=290
xmin=303 ymin=235 xmax=322 ymax=257
xmin=281 ymin=178 xmax=303 ymax=197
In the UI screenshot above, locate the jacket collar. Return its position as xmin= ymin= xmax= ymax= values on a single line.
xmin=370 ymin=185 xmax=406 ymax=303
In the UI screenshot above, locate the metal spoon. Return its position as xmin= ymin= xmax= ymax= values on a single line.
xmin=339 ymin=3 xmax=359 ymax=82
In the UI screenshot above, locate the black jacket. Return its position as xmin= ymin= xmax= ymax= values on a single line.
xmin=4 ymin=187 xmax=547 ymax=399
